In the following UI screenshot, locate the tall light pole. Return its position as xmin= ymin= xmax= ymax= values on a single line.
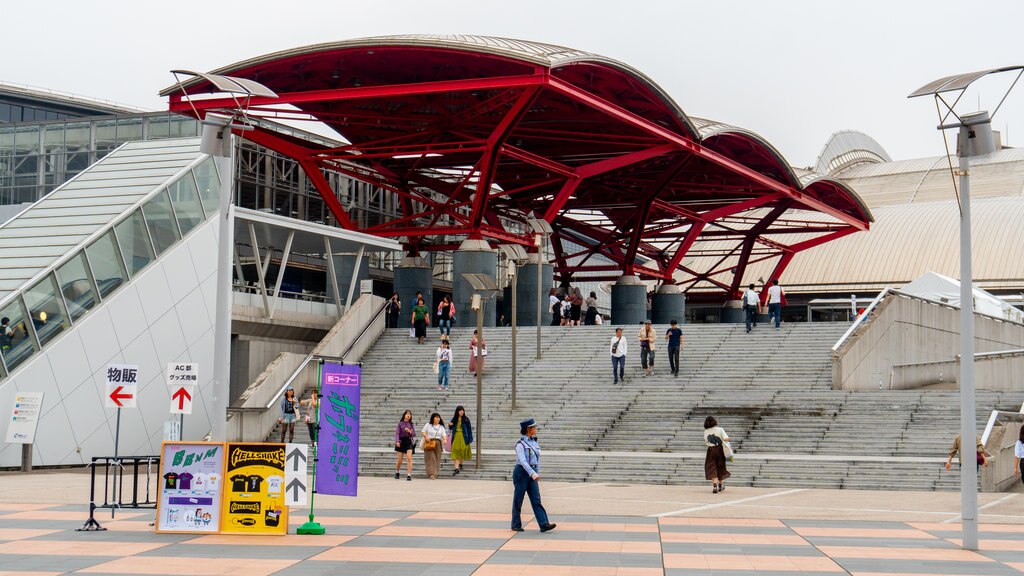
xmin=909 ymin=65 xmax=1022 ymax=551
xmin=527 ymin=217 xmax=553 ymax=360
xmin=499 ymin=245 xmax=528 ymax=410
xmin=462 ymin=273 xmax=498 ymax=470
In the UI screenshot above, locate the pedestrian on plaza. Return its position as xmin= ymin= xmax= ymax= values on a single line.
xmin=584 ymin=292 xmax=599 ymax=325
xmin=386 ymin=293 xmax=402 ymax=329
xmin=549 ymin=288 xmax=561 ymax=326
xmin=448 ymin=405 xmax=473 ymax=475
xmin=412 ymin=296 xmax=430 ymax=344
xmin=394 ymin=410 xmax=416 ymax=481
xmin=301 ymin=389 xmax=320 ymax=447
xmin=703 ymin=416 xmax=731 ymax=494
xmin=561 ymin=293 xmax=572 ymax=326
xmin=469 ymin=329 xmax=486 ymax=374
xmin=610 ymin=327 xmax=627 ymax=384
xmin=570 ymin=287 xmax=583 ymax=326
xmin=278 ymin=387 xmax=300 ymax=443
xmin=638 ymin=320 xmax=656 ymax=376
xmin=511 ymin=417 xmax=556 ymax=533
xmin=765 ymin=279 xmax=785 ymax=330
xmin=743 ymin=283 xmax=760 ymax=333
xmin=435 ymin=339 xmax=452 ymax=391
xmin=437 ymin=295 xmax=455 ymax=336
xmin=421 ymin=412 xmax=447 ymax=480
xmin=1014 ymin=427 xmax=1024 ymax=485
xmin=665 ymin=320 xmax=683 ymax=377
xmin=945 ymin=434 xmax=987 ymax=471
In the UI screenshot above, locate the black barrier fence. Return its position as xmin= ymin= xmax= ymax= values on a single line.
xmin=78 ymin=455 xmax=160 ymax=532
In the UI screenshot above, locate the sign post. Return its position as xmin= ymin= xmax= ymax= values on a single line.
xmin=5 ymin=392 xmax=44 ymax=472
xmin=285 ymin=443 xmax=308 ymax=506
xmin=315 ymin=362 xmax=361 ymax=497
xmin=104 ymin=364 xmax=138 ymax=519
xmin=167 ymin=363 xmax=198 ymax=439
xmin=297 ymin=359 xmax=325 ymax=535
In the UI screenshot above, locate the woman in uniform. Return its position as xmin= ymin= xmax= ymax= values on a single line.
xmin=511 ymin=418 xmax=556 ymax=533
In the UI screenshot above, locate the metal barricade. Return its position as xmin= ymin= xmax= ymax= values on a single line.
xmin=77 ymin=455 xmax=160 ymax=531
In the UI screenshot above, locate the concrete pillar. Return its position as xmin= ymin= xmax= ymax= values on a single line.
xmin=453 ymin=239 xmax=498 ymax=327
xmin=651 ymin=284 xmax=685 ymax=324
xmin=611 ymin=275 xmax=647 ymax=326
xmin=394 ymin=255 xmax=433 ymax=322
xmin=721 ymin=300 xmax=745 ymax=323
xmin=515 ymin=252 xmax=553 ymax=327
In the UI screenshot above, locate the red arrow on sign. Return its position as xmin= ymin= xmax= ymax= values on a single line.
xmin=109 ymin=386 xmax=134 ymax=408
xmin=171 ymin=387 xmax=192 ymax=410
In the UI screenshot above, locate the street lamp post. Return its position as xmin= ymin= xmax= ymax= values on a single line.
xmin=462 ymin=273 xmax=499 ymax=470
xmin=499 ymin=245 xmax=528 ymax=410
xmin=526 ymin=218 xmax=553 ymax=360
xmin=909 ymin=66 xmax=1022 ymax=551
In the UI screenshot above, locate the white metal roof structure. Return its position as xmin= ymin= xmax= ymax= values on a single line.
xmin=0 ymin=138 xmax=205 ymax=301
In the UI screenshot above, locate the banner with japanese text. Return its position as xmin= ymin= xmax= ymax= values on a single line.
xmin=155 ymin=442 xmax=224 ymax=534
xmin=316 ymin=363 xmax=361 ymax=496
xmin=220 ymin=443 xmax=287 ymax=535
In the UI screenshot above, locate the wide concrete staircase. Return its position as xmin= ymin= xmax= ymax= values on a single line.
xmin=271 ymin=323 xmax=1024 ymax=491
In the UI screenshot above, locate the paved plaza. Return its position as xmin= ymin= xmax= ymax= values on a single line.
xmin=0 ymin=471 xmax=1023 ymax=575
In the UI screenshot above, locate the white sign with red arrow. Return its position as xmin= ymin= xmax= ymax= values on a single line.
xmin=104 ymin=364 xmax=138 ymax=409
xmin=166 ymin=363 xmax=197 ymax=415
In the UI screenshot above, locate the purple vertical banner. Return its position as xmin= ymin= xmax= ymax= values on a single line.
xmin=316 ymin=363 xmax=360 ymax=496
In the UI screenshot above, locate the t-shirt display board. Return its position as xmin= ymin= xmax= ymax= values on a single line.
xmin=221 ymin=443 xmax=287 ymax=535
xmin=155 ymin=442 xmax=225 ymax=533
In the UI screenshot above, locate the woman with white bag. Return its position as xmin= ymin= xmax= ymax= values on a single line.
xmin=702 ymin=416 xmax=731 ymax=494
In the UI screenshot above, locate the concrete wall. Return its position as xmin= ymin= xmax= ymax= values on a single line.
xmin=225 ymin=294 xmax=385 ymax=442
xmin=981 ymin=421 xmax=1023 ymax=493
xmin=833 ymin=292 xmax=1024 ymax=390
xmin=230 ymin=337 xmax=312 ymax=402
xmin=0 ymin=218 xmax=220 ymax=467
xmin=890 ymin=352 xmax=1024 ymax=391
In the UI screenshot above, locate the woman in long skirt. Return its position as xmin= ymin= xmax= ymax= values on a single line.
xmin=448 ymin=405 xmax=473 ymax=475
xmin=421 ymin=412 xmax=447 ymax=480
xmin=702 ymin=416 xmax=731 ymax=493
xmin=469 ymin=330 xmax=486 ymax=374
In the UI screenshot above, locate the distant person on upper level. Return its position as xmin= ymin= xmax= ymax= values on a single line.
xmin=469 ymin=329 xmax=486 ymax=375
xmin=638 ymin=321 xmax=656 ymax=376
xmin=412 ymin=297 xmax=430 ymax=344
xmin=0 ymin=317 xmax=12 ymax=352
xmin=386 ymin=293 xmax=401 ymax=329
xmin=561 ymin=293 xmax=573 ymax=327
xmin=436 ymin=339 xmax=452 ymax=391
xmin=585 ymin=292 xmax=599 ymax=325
xmin=764 ymin=279 xmax=785 ymax=330
xmin=549 ymin=288 xmax=561 ymax=326
xmin=665 ymin=320 xmax=683 ymax=377
xmin=743 ymin=283 xmax=760 ymax=334
xmin=610 ymin=328 xmax=627 ymax=384
xmin=437 ymin=295 xmax=455 ymax=336
xmin=570 ymin=287 xmax=583 ymax=326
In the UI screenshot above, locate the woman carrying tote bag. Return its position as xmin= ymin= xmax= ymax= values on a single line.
xmin=421 ymin=412 xmax=447 ymax=480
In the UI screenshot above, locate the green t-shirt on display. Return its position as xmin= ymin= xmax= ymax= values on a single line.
xmin=413 ymin=305 xmax=429 ymax=321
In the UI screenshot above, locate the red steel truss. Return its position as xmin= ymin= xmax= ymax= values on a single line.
xmin=164 ymin=38 xmax=871 ymax=301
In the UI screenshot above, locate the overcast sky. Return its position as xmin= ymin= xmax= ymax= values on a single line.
xmin=7 ymin=0 xmax=1022 ymax=167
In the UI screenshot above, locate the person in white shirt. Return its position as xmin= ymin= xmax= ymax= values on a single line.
xmin=703 ymin=416 xmax=731 ymax=494
xmin=610 ymin=328 xmax=627 ymax=384
xmin=638 ymin=321 xmax=656 ymax=376
xmin=767 ymin=279 xmax=784 ymax=330
xmin=436 ymin=340 xmax=453 ymax=391
xmin=421 ymin=412 xmax=448 ymax=480
xmin=549 ymin=288 xmax=561 ymax=326
xmin=743 ymin=283 xmax=760 ymax=334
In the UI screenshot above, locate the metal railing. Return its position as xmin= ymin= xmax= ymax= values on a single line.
xmin=832 ymin=288 xmax=890 ymax=353
xmin=77 ymin=455 xmax=160 ymax=532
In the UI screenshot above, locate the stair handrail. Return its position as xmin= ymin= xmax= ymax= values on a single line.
xmin=832 ymin=288 xmax=890 ymax=353
xmin=263 ymin=298 xmax=390 ymax=410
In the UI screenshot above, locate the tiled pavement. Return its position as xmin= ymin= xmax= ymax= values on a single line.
xmin=3 ymin=503 xmax=1024 ymax=575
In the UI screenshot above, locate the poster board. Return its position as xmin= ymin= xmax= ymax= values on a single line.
xmin=221 ymin=443 xmax=288 ymax=535
xmin=5 ymin=392 xmax=43 ymax=444
xmin=316 ymin=363 xmax=361 ymax=496
xmin=155 ymin=442 xmax=225 ymax=534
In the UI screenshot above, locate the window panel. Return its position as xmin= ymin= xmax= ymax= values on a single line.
xmin=86 ymin=230 xmax=127 ymax=297
xmin=168 ymin=173 xmax=204 ymax=234
xmin=147 ymin=115 xmax=170 ymax=140
xmin=115 ymin=209 xmax=154 ymax=276
xmin=55 ymin=252 xmax=97 ymax=322
xmin=0 ymin=297 xmax=36 ymax=372
xmin=192 ymin=158 xmax=220 ymax=217
xmin=142 ymin=189 xmax=180 ymax=255
xmin=13 ymin=125 xmax=40 ymax=155
xmin=23 ymin=274 xmax=70 ymax=347
xmin=168 ymin=115 xmax=198 ymax=138
xmin=116 ymin=117 xmax=143 ymax=143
